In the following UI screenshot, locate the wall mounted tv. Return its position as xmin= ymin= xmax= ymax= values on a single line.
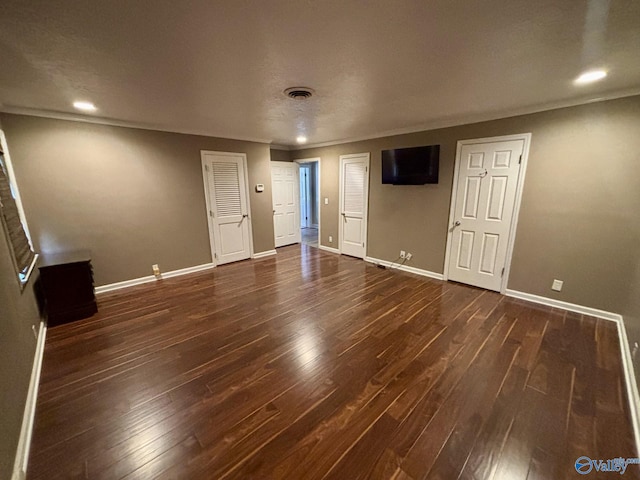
xmin=382 ymin=145 xmax=440 ymax=185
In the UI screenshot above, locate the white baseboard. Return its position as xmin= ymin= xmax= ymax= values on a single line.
xmin=95 ymin=275 xmax=158 ymax=294
xmin=12 ymin=321 xmax=46 ymax=480
xmin=95 ymin=263 xmax=215 ymax=294
xmin=252 ymin=250 xmax=277 ymax=259
xmin=504 ymin=289 xmax=622 ymax=322
xmin=319 ymin=245 xmax=340 ymax=255
xmin=161 ymin=263 xmax=215 ymax=279
xmin=365 ymin=256 xmax=445 ymax=281
xmin=617 ymin=317 xmax=640 ymax=456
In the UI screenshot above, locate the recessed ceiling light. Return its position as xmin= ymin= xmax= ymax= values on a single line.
xmin=574 ymin=70 xmax=607 ymax=85
xmin=73 ymin=101 xmax=97 ymax=112
xmin=296 ymin=136 xmax=307 ymax=144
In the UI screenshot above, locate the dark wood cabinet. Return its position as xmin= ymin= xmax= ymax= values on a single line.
xmin=38 ymin=250 xmax=97 ymax=327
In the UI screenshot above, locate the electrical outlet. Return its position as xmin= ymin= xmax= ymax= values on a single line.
xmin=32 ymin=324 xmax=38 ymax=340
xmin=400 ymin=250 xmax=406 ymax=259
xmin=152 ymin=264 xmax=160 ymax=276
xmin=406 ymin=252 xmax=413 ymax=260
xmin=633 ymin=342 xmax=639 ymax=360
xmin=551 ymin=279 xmax=563 ymax=291
xmin=329 ymin=235 xmax=333 ymax=243
xmin=324 ymin=198 xmax=329 ymax=205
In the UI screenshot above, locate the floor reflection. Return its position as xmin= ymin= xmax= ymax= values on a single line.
xmin=301 ymin=227 xmax=318 ymax=247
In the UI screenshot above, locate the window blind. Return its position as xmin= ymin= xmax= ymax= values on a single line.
xmin=0 ymin=150 xmax=35 ymax=282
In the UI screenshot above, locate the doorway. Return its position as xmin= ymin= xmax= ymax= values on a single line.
xmin=444 ymin=134 xmax=531 ymax=292
xmin=300 ymin=164 xmax=312 ymax=228
xmin=201 ymin=151 xmax=254 ymax=265
xmin=295 ymin=158 xmax=320 ymax=248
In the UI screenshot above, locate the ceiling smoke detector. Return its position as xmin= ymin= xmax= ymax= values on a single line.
xmin=284 ymin=87 xmax=315 ymax=100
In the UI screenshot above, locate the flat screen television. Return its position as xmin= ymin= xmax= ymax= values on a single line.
xmin=382 ymin=145 xmax=440 ymax=185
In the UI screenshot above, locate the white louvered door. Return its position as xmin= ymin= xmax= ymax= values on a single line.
xmin=447 ymin=139 xmax=524 ymax=291
xmin=339 ymin=153 xmax=370 ymax=258
xmin=203 ymin=152 xmax=252 ymax=265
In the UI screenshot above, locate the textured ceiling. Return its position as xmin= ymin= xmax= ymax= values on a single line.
xmin=1 ymin=0 xmax=639 ymax=147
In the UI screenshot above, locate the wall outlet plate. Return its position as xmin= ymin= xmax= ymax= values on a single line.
xmin=400 ymin=250 xmax=406 ymax=259
xmin=324 ymin=198 xmax=329 ymax=205
xmin=329 ymin=235 xmax=333 ymax=243
xmin=551 ymin=279 xmax=563 ymax=291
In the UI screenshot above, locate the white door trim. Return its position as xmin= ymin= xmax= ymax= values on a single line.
xmin=339 ymin=152 xmax=370 ymax=258
xmin=443 ymin=133 xmax=531 ymax=294
xmin=299 ymin=164 xmax=311 ymax=228
xmin=295 ymin=157 xmax=322 ymax=247
xmin=200 ymin=150 xmax=254 ymax=265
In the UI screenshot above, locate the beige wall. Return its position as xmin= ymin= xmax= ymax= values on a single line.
xmin=1 ymin=114 xmax=275 ymax=286
xmin=292 ymin=96 xmax=640 ymax=319
xmin=269 ymin=148 xmax=291 ymax=162
xmin=0 ymin=118 xmax=41 ymax=480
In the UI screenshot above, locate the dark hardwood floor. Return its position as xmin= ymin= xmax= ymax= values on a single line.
xmin=28 ymin=245 xmax=638 ymax=479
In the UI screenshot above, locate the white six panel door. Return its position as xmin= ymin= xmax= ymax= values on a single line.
xmin=339 ymin=153 xmax=370 ymax=258
xmin=447 ymin=139 xmax=524 ymax=291
xmin=203 ymin=152 xmax=252 ymax=265
xmin=271 ymin=161 xmax=301 ymax=247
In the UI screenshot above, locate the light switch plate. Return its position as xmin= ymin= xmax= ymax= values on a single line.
xmin=324 ymin=198 xmax=329 ymax=205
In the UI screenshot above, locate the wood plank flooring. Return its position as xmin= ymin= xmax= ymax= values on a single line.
xmin=28 ymin=245 xmax=638 ymax=479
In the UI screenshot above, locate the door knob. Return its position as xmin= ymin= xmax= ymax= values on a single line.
xmin=243 ymin=214 xmax=248 ymax=218
xmin=453 ymin=220 xmax=461 ymax=227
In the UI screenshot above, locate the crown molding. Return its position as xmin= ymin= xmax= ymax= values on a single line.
xmin=291 ymin=87 xmax=640 ymax=151
xmin=0 ymin=107 xmax=273 ymax=145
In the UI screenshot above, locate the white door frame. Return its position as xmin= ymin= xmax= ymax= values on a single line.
xmin=299 ymin=164 xmax=311 ymax=228
xmin=443 ymin=133 xmax=531 ymax=294
xmin=295 ymin=157 xmax=321 ymax=245
xmin=339 ymin=153 xmax=370 ymax=258
xmin=200 ymin=150 xmax=255 ymax=265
